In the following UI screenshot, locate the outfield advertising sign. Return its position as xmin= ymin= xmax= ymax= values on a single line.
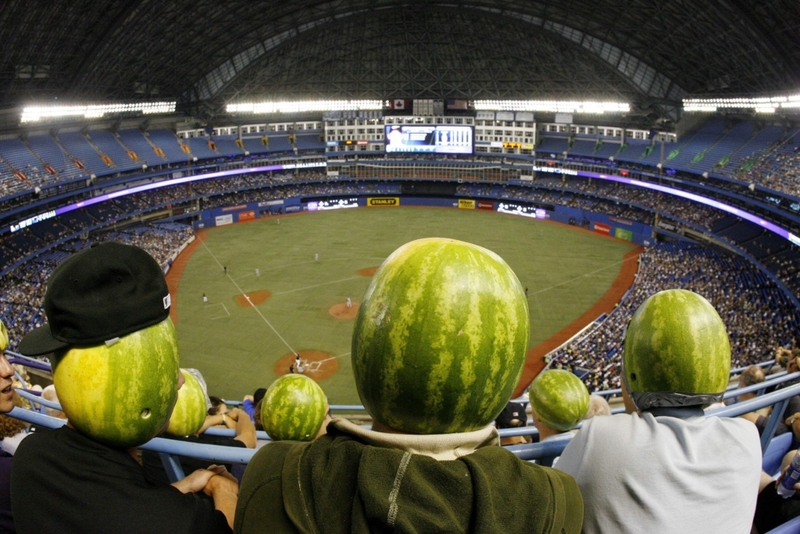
xmin=614 ymin=228 xmax=633 ymax=241
xmin=593 ymin=222 xmax=610 ymax=235
xmin=367 ymin=197 xmax=400 ymax=207
xmin=215 ymin=214 xmax=234 ymax=226
xmin=458 ymin=199 xmax=475 ymax=209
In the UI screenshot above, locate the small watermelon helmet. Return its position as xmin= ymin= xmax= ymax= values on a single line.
xmin=0 ymin=319 xmax=8 ymax=352
xmin=623 ymin=289 xmax=730 ymax=410
xmin=260 ymin=374 xmax=328 ymax=441
xmin=529 ymin=369 xmax=590 ymax=431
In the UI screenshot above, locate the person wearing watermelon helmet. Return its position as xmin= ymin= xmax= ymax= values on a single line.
xmin=0 ymin=320 xmax=16 ymax=415
xmin=236 ymin=238 xmax=583 ymax=534
xmin=11 ymin=242 xmax=238 ymax=534
xmin=529 ymin=369 xmax=589 ymax=442
xmin=0 ymin=319 xmax=20 ymax=533
xmin=557 ymin=289 xmax=762 ymax=534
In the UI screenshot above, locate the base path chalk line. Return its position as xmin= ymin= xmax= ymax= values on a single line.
xmin=200 ymin=239 xmax=296 ymax=354
xmin=207 ymin=302 xmax=230 ymax=320
xmin=315 ymin=351 xmax=351 ymax=365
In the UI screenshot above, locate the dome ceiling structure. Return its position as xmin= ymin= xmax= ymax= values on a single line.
xmin=0 ymin=0 xmax=798 ymax=126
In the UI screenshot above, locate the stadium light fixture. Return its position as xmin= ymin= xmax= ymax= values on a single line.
xmin=683 ymin=93 xmax=800 ymax=113
xmin=20 ymin=101 xmax=176 ymax=123
xmin=473 ymin=100 xmax=630 ymax=114
xmin=227 ymin=100 xmax=384 ymax=114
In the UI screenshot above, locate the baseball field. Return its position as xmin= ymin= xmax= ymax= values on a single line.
xmin=166 ymin=206 xmax=640 ymax=405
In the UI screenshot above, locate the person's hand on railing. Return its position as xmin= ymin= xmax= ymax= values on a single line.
xmin=172 ymin=465 xmax=238 ymax=529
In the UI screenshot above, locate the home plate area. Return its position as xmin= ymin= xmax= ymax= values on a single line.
xmin=273 ymin=350 xmax=339 ymax=381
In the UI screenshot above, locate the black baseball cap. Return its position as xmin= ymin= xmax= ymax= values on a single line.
xmin=18 ymin=242 xmax=172 ymax=356
xmin=495 ymin=401 xmax=528 ymax=429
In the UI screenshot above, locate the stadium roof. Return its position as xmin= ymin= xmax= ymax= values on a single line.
xmin=1 ymin=0 xmax=799 ymax=126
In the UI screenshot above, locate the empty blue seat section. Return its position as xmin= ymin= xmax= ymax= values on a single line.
xmin=117 ymin=129 xmax=166 ymax=167
xmin=210 ymin=135 xmax=245 ymax=157
xmin=86 ymin=131 xmax=142 ymax=172
xmin=265 ymin=134 xmax=293 ymax=153
xmin=568 ymin=139 xmax=596 ymax=157
xmin=690 ymin=122 xmax=755 ymax=174
xmin=536 ymin=136 xmax=569 ymax=156
xmin=241 ymin=137 xmax=270 ymax=156
xmin=26 ymin=134 xmax=85 ymax=181
xmin=295 ymin=132 xmax=325 ymax=151
xmin=146 ymin=130 xmax=193 ymax=163
xmin=592 ymin=141 xmax=622 ymax=159
xmin=185 ymin=137 xmax=218 ymax=159
xmin=0 ymin=138 xmax=40 ymax=173
xmin=58 ymin=131 xmax=111 ymax=177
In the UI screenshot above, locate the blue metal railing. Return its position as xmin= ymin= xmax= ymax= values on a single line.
xmin=506 ymin=381 xmax=800 ymax=466
xmin=7 ymin=352 xmax=797 ymax=482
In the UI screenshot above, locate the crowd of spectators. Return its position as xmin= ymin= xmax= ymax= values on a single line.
xmin=732 ymin=142 xmax=800 ymax=198
xmin=550 ymin=242 xmax=800 ymax=392
xmin=0 ymin=223 xmax=193 ymax=349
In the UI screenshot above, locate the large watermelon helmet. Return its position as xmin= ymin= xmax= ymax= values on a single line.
xmin=352 ymin=237 xmax=530 ymax=434
xmin=623 ymin=289 xmax=730 ymax=410
xmin=18 ymin=242 xmax=179 ymax=448
xmin=529 ymin=369 xmax=590 ymax=432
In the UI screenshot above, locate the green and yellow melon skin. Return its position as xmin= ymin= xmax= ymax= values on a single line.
xmin=529 ymin=369 xmax=589 ymax=432
xmin=166 ymin=368 xmax=207 ymax=437
xmin=261 ymin=374 xmax=327 ymax=441
xmin=53 ymin=318 xmax=180 ymax=448
xmin=352 ymin=237 xmax=530 ymax=435
xmin=623 ymin=288 xmax=730 ymax=398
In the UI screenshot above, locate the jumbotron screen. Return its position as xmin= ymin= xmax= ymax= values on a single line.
xmin=384 ymin=125 xmax=473 ymax=155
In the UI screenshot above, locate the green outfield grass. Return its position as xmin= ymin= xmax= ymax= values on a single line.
xmin=173 ymin=207 xmax=638 ymax=405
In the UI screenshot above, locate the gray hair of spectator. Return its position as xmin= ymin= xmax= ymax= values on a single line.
xmin=739 ymin=365 xmax=765 ymax=387
xmin=584 ymin=394 xmax=611 ymax=419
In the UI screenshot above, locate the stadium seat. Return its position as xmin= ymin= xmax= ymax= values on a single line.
xmin=763 ymin=432 xmax=794 ymax=478
xmin=765 ymin=514 xmax=800 ymax=534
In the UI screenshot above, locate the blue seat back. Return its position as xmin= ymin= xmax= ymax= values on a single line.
xmin=763 ymin=432 xmax=795 ymax=477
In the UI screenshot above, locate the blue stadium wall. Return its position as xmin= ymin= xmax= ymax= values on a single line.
xmin=192 ymin=194 xmax=654 ymax=246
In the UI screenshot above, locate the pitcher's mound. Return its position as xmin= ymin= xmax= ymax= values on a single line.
xmin=274 ymin=350 xmax=338 ymax=381
xmin=357 ymin=267 xmax=379 ymax=277
xmin=329 ymin=302 xmax=359 ymax=319
xmin=235 ymin=290 xmax=271 ymax=307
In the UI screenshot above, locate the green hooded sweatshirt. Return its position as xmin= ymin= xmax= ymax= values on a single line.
xmin=235 ymin=419 xmax=583 ymax=533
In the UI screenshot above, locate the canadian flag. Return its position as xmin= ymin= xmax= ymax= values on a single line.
xmin=390 ymin=99 xmax=407 ymax=110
